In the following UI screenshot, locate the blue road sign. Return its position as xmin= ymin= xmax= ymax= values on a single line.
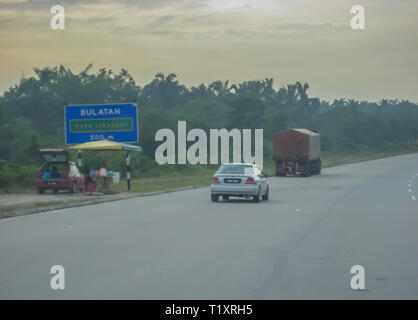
xmin=64 ymin=103 xmax=139 ymax=145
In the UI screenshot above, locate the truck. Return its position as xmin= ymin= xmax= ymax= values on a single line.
xmin=273 ymin=128 xmax=321 ymax=177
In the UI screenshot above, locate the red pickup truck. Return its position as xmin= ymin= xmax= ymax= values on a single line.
xmin=34 ymin=149 xmax=85 ymax=194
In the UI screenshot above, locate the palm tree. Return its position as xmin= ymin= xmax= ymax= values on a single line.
xmin=209 ymin=80 xmax=231 ymax=97
xmin=284 ymin=83 xmax=298 ymax=107
xmin=141 ymin=73 xmax=187 ymax=108
xmin=190 ymin=84 xmax=212 ymax=99
xmin=295 ymin=81 xmax=309 ymax=106
xmin=331 ymin=98 xmax=347 ymax=108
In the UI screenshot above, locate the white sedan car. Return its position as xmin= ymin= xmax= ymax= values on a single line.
xmin=210 ymin=163 xmax=269 ymax=203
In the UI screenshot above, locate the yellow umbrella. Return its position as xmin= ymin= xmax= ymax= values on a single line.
xmin=68 ymin=139 xmax=123 ymax=151
xmin=68 ymin=139 xmax=141 ymax=192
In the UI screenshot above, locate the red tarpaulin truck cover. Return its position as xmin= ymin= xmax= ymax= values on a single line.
xmin=273 ymin=128 xmax=321 ymax=162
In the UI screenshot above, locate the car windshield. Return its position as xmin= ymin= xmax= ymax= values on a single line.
xmin=216 ymin=164 xmax=254 ymax=175
xmin=42 ymin=154 xmax=67 ymax=162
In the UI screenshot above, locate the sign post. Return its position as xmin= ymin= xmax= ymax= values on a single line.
xmin=64 ymin=103 xmax=139 ymax=145
xmin=126 ymin=151 xmax=131 ymax=192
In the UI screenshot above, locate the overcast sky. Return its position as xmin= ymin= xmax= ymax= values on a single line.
xmin=0 ymin=0 xmax=417 ymax=102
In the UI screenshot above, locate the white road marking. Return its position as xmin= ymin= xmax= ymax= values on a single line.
xmin=296 ymin=208 xmax=301 ymax=212
xmin=407 ymin=175 xmax=416 ymax=200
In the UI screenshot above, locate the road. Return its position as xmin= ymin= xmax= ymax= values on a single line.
xmin=1 ymin=153 xmax=417 ymax=299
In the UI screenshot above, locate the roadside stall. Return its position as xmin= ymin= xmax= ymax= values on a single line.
xmin=68 ymin=140 xmax=142 ymax=194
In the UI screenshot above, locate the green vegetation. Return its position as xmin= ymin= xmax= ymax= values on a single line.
xmin=321 ymin=146 xmax=418 ymax=168
xmin=0 ymin=160 xmax=38 ymax=191
xmin=1 ymin=65 xmax=417 ymax=193
xmin=120 ymin=171 xmax=213 ymax=193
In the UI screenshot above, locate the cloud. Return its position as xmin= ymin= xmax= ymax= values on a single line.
xmin=0 ymin=0 xmax=209 ymax=11
xmin=277 ymin=23 xmax=347 ymax=33
xmin=0 ymin=0 xmax=26 ymax=3
xmin=0 ymin=0 xmax=417 ymax=102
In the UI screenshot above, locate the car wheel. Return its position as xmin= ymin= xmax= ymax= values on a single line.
xmin=262 ymin=186 xmax=269 ymax=201
xmin=222 ymin=195 xmax=229 ymax=201
xmin=211 ymin=194 xmax=219 ymax=202
xmin=253 ymin=189 xmax=261 ymax=203
xmin=37 ymin=188 xmax=44 ymax=195
xmin=70 ymin=182 xmax=78 ymax=194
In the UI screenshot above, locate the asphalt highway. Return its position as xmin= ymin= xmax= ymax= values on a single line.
xmin=1 ymin=153 xmax=417 ymax=299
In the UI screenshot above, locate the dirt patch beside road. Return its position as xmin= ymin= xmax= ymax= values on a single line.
xmin=1 ymin=193 xmax=88 ymax=207
xmin=0 ymin=186 xmax=201 ymax=219
xmin=0 ymin=191 xmax=140 ymax=219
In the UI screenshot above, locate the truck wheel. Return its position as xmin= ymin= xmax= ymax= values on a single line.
xmin=211 ymin=194 xmax=219 ymax=202
xmin=317 ymin=161 xmax=322 ymax=175
xmin=37 ymin=188 xmax=44 ymax=195
xmin=222 ymin=195 xmax=229 ymax=201
xmin=303 ymin=164 xmax=311 ymax=177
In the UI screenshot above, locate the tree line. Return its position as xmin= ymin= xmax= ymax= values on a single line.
xmin=0 ymin=65 xmax=417 ymax=187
